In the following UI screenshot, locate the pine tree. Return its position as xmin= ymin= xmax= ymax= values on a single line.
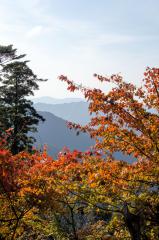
xmin=0 ymin=45 xmax=47 ymax=154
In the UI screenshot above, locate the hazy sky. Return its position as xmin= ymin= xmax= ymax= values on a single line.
xmin=0 ymin=0 xmax=159 ymax=98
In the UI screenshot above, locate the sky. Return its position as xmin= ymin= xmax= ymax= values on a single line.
xmin=0 ymin=0 xmax=159 ymax=98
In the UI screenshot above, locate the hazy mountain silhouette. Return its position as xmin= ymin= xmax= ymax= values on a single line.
xmin=32 ymin=111 xmax=135 ymax=163
xmin=32 ymin=96 xmax=85 ymax=105
xmin=34 ymin=102 xmax=91 ymax=125
xmin=32 ymin=98 xmax=135 ymax=163
xmin=33 ymin=111 xmax=94 ymax=157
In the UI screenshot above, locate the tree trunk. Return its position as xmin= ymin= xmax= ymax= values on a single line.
xmin=123 ymin=204 xmax=142 ymax=240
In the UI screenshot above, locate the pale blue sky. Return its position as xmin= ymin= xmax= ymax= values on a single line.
xmin=0 ymin=0 xmax=159 ymax=98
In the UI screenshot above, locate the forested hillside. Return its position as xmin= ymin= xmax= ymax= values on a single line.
xmin=0 ymin=49 xmax=159 ymax=238
xmin=0 ymin=0 xmax=158 ymax=239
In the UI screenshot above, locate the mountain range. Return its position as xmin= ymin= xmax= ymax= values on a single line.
xmin=32 ymin=97 xmax=135 ymax=163
xmin=32 ymin=96 xmax=85 ymax=105
xmin=34 ymin=101 xmax=91 ymax=125
xmin=33 ymin=111 xmax=94 ymax=157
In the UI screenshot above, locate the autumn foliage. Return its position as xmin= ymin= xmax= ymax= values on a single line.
xmin=0 ymin=67 xmax=159 ymax=239
xmin=58 ymin=67 xmax=159 ymax=239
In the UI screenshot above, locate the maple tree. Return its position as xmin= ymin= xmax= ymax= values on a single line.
xmin=58 ymin=67 xmax=159 ymax=239
xmin=0 ymin=135 xmax=82 ymax=239
xmin=0 ymin=138 xmax=37 ymax=239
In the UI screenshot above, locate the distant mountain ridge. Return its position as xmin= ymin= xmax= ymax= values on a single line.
xmin=32 ymin=97 xmax=135 ymax=163
xmin=34 ymin=102 xmax=91 ymax=125
xmin=32 ymin=111 xmax=94 ymax=157
xmin=32 ymin=96 xmax=85 ymax=105
xmin=32 ymin=111 xmax=135 ymax=163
